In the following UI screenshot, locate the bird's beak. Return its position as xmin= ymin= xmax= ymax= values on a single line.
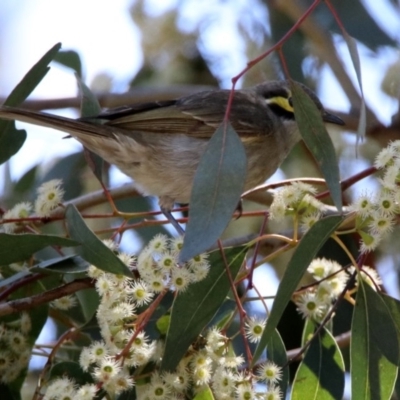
xmin=322 ymin=111 xmax=345 ymax=126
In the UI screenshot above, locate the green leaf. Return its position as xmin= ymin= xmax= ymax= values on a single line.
xmin=179 ymin=122 xmax=247 ymax=262
xmin=0 ymin=124 xmax=27 ymax=167
xmin=253 ymin=215 xmax=343 ymax=364
xmin=30 ymin=255 xmax=89 ymax=274
xmin=267 ymin=329 xmax=289 ymax=398
xmin=314 ymin=2 xmax=396 ymax=51
xmin=54 ymin=50 xmax=82 ymax=78
xmin=193 ymin=385 xmax=215 ymax=400
xmin=76 ymin=75 xmax=104 ymax=183
xmin=342 ymin=34 xmax=366 ymax=140
xmin=161 ymin=246 xmax=247 ymax=372
xmin=290 ymin=81 xmax=342 ymax=212
xmin=351 ymin=282 xmax=399 ymax=399
xmin=13 ymin=164 xmax=38 ymax=195
xmin=292 ymin=324 xmax=345 ymax=400
xmin=0 ymin=233 xmax=79 ymax=265
xmin=0 ymin=43 xmax=62 ymax=165
xmin=3 ymin=43 xmax=62 ymax=107
xmin=381 ymin=294 xmax=400 ymax=347
xmin=65 ymin=204 xmax=133 ymax=277
xmin=74 ymin=287 xmax=99 ymax=325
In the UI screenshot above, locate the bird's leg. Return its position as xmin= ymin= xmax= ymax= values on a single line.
xmin=161 ymin=207 xmax=185 ymax=235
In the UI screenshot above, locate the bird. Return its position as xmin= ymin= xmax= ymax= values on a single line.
xmin=0 ymin=80 xmax=344 ymax=217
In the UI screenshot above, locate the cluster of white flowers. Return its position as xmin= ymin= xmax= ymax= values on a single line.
xmin=137 ymin=234 xmax=210 ymax=292
xmin=350 ymin=141 xmax=400 ymax=252
xmin=139 ymin=326 xmax=283 ymax=400
xmin=1 ymin=179 xmax=64 ymax=233
xmin=0 ymin=313 xmax=32 ymax=383
xmin=269 ymin=140 xmax=400 ymax=252
xmin=295 ymin=258 xmax=382 ymax=321
xmin=42 ymin=235 xmax=214 ymax=399
xmin=41 ymin=235 xmax=285 ymax=399
xmin=269 ymin=181 xmax=323 ymax=232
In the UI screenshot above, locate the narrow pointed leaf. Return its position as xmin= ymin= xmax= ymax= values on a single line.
xmin=161 ymin=247 xmax=246 ymax=371
xmin=292 ymin=324 xmax=345 ymax=400
xmin=180 ymin=122 xmax=247 ymax=262
xmin=54 ymin=50 xmax=82 ymax=78
xmin=193 ymin=385 xmax=215 ymax=400
xmin=267 ymin=329 xmax=289 ymax=397
xmin=351 ymin=282 xmax=399 ymax=399
xmin=3 ymin=43 xmax=62 ymax=107
xmin=65 ymin=204 xmax=133 ymax=277
xmin=30 ymin=255 xmax=89 ymax=274
xmin=253 ymin=215 xmax=343 ymax=364
xmin=290 ymin=81 xmax=342 ymax=212
xmin=0 ymin=233 xmax=78 ymax=265
xmin=0 ymin=43 xmax=62 ymax=165
xmin=342 ymin=34 xmax=366 ymax=141
xmin=76 ymin=75 xmax=104 ymax=182
xmin=381 ymin=294 xmax=400 ymax=346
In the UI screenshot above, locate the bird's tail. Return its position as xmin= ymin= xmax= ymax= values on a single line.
xmin=0 ymin=106 xmax=112 ymax=139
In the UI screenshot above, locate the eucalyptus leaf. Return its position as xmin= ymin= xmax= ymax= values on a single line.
xmin=290 ymin=81 xmax=342 ymax=212
xmin=180 ymin=122 xmax=247 ymax=262
xmin=193 ymin=385 xmax=215 ymax=400
xmin=253 ymin=215 xmax=343 ymax=364
xmin=351 ymin=282 xmax=399 ymax=399
xmin=65 ymin=204 xmax=133 ymax=277
xmin=292 ymin=324 xmax=345 ymax=400
xmin=342 ymin=34 xmax=366 ymax=141
xmin=0 ymin=43 xmax=62 ymax=165
xmin=54 ymin=50 xmax=83 ymax=78
xmin=161 ymin=246 xmax=247 ymax=372
xmin=30 ymin=255 xmax=89 ymax=274
xmin=76 ymin=75 xmax=104 ymax=183
xmin=0 ymin=233 xmax=79 ymax=265
xmin=267 ymin=329 xmax=289 ymax=398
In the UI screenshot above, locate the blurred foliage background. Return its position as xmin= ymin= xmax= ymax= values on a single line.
xmin=0 ymin=0 xmax=400 ymax=398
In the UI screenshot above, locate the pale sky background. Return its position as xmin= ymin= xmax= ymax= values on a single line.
xmin=0 ymin=0 xmax=399 ymax=379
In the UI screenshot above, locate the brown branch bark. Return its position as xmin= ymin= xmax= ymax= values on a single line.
xmin=0 ymin=278 xmax=94 ymax=317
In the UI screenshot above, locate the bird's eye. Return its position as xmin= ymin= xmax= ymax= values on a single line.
xmin=288 ymin=97 xmax=293 ymax=107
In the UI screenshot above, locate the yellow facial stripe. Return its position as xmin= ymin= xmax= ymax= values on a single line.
xmin=266 ymin=95 xmax=294 ymax=113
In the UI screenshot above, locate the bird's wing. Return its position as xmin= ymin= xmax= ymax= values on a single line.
xmin=100 ymin=90 xmax=273 ymax=139
xmin=0 ymin=90 xmax=274 ymax=141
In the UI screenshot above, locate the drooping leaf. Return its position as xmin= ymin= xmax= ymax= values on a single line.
xmin=13 ymin=164 xmax=38 ymax=196
xmin=0 ymin=233 xmax=78 ymax=265
xmin=351 ymin=282 xmax=399 ymax=399
xmin=0 ymin=43 xmax=62 ymax=165
xmin=54 ymin=50 xmax=83 ymax=78
xmin=3 ymin=43 xmax=62 ymax=107
xmin=65 ymin=204 xmax=133 ymax=277
xmin=253 ymin=215 xmax=343 ymax=364
xmin=76 ymin=75 xmax=104 ymax=183
xmin=381 ymin=294 xmax=400 ymax=346
xmin=180 ymin=122 xmax=247 ymax=262
xmin=30 ymin=255 xmax=89 ymax=274
xmin=290 ymin=81 xmax=342 ymax=212
xmin=292 ymin=324 xmax=345 ymax=400
xmin=267 ymin=329 xmax=289 ymax=398
xmin=161 ymin=246 xmax=247 ymax=372
xmin=342 ymin=34 xmax=366 ymax=141
xmin=314 ymin=1 xmax=396 ymax=51
xmin=193 ymin=385 xmax=215 ymax=400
